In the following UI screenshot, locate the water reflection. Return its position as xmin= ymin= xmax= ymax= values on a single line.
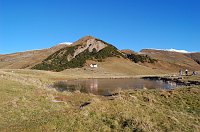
xmin=52 ymin=78 xmax=178 ymax=95
xmin=89 ymin=79 xmax=98 ymax=92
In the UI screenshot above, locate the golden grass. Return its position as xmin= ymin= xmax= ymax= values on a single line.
xmin=0 ymin=69 xmax=199 ymax=131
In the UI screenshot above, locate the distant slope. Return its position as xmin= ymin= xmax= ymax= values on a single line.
xmin=184 ymin=52 xmax=200 ymax=64
xmin=0 ymin=44 xmax=67 ymax=69
xmin=140 ymin=49 xmax=200 ymax=72
xmin=121 ymin=50 xmax=157 ymax=63
xmin=32 ymin=36 xmax=124 ymax=71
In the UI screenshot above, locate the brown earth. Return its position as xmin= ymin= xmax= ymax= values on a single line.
xmin=185 ymin=52 xmax=200 ymax=63
xmin=140 ymin=49 xmax=200 ymax=73
xmin=0 ymin=44 xmax=68 ymax=69
xmin=120 ymin=49 xmax=136 ymax=54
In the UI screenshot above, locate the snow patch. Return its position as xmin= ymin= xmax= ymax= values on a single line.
xmin=59 ymin=42 xmax=72 ymax=45
xmin=166 ymin=49 xmax=190 ymax=53
xmin=148 ymin=48 xmax=191 ymax=53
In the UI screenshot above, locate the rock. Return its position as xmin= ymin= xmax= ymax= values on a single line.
xmin=80 ymin=102 xmax=91 ymax=109
xmin=104 ymin=92 xmax=119 ymax=97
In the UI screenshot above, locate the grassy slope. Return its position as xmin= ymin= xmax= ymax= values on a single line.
xmin=140 ymin=49 xmax=200 ymax=72
xmin=185 ymin=52 xmax=200 ymax=64
xmin=0 ymin=70 xmax=200 ymax=131
xmin=94 ymin=57 xmax=164 ymax=76
xmin=32 ymin=43 xmax=124 ymax=72
xmin=0 ymin=44 xmax=67 ymax=69
xmin=121 ymin=50 xmax=157 ymax=63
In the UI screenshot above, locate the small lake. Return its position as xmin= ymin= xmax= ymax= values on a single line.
xmin=52 ymin=78 xmax=179 ymax=96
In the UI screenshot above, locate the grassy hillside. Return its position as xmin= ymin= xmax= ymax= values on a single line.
xmin=185 ymin=52 xmax=200 ymax=65
xmin=126 ymin=54 xmax=157 ymax=63
xmin=140 ymin=49 xmax=200 ymax=72
xmin=32 ymin=42 xmax=124 ymax=72
xmin=0 ymin=70 xmax=199 ymax=131
xmin=0 ymin=44 xmax=67 ymax=69
xmin=121 ymin=50 xmax=157 ymax=63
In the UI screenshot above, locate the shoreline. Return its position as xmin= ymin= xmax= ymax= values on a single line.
xmin=142 ymin=75 xmax=200 ymax=86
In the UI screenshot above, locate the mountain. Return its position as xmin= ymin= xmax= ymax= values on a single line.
xmin=0 ymin=44 xmax=68 ymax=69
xmin=32 ymin=36 xmax=124 ymax=71
xmin=140 ymin=49 xmax=200 ymax=72
xmin=1 ymin=36 xmax=200 ymax=75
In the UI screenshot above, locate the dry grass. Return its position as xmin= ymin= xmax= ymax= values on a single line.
xmin=141 ymin=49 xmax=200 ymax=72
xmin=0 ymin=44 xmax=67 ymax=69
xmin=0 ymin=69 xmax=199 ymax=131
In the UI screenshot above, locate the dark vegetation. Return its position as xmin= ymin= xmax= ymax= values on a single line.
xmin=126 ymin=54 xmax=157 ymax=63
xmin=194 ymin=59 xmax=200 ymax=65
xmin=185 ymin=53 xmax=200 ymax=65
xmin=32 ymin=43 xmax=124 ymax=71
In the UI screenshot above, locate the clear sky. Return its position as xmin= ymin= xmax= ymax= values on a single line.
xmin=0 ymin=0 xmax=200 ymax=54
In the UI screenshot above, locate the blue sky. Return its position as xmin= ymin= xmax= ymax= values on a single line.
xmin=0 ymin=0 xmax=200 ymax=54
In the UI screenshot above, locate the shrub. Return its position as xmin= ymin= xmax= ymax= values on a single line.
xmin=126 ymin=54 xmax=157 ymax=63
xmin=194 ymin=59 xmax=200 ymax=65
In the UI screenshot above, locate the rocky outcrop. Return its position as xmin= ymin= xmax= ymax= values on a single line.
xmin=69 ymin=38 xmax=107 ymax=61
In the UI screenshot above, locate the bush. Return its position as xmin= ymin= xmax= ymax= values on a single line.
xmin=194 ymin=59 xmax=200 ymax=65
xmin=126 ymin=54 xmax=157 ymax=63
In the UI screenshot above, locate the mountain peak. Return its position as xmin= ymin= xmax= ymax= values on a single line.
xmin=79 ymin=35 xmax=96 ymax=41
xmin=72 ymin=36 xmax=96 ymax=46
xmin=82 ymin=35 xmax=95 ymax=40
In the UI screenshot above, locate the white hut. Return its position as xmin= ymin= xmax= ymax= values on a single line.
xmin=90 ymin=64 xmax=97 ymax=68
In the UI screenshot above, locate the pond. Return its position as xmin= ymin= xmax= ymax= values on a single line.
xmin=52 ymin=78 xmax=179 ymax=96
